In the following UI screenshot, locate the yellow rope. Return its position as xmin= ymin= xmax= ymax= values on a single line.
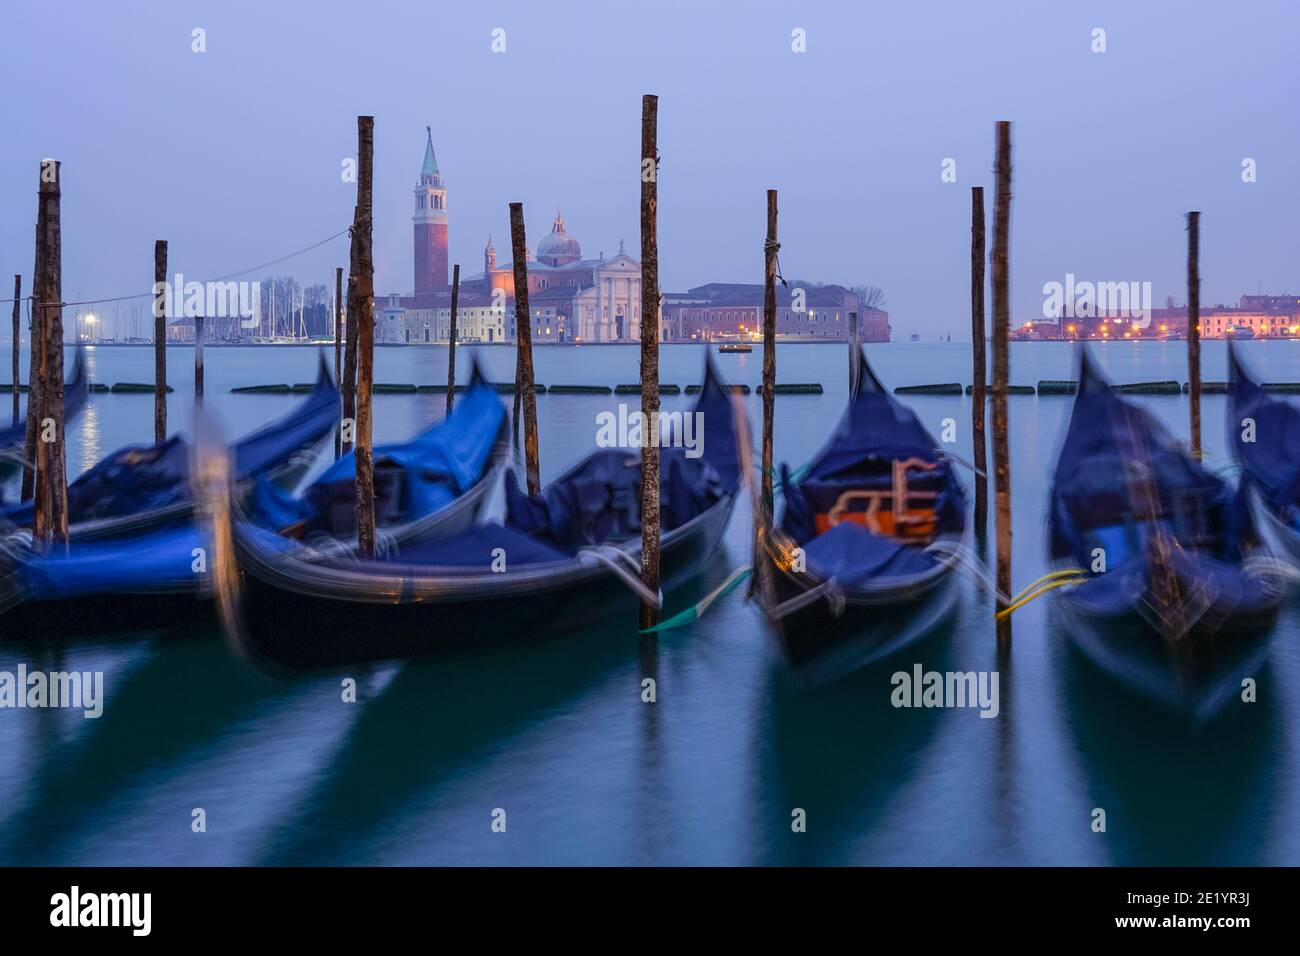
xmin=995 ymin=574 xmax=1087 ymax=621
xmin=1005 ymin=568 xmax=1087 ymax=607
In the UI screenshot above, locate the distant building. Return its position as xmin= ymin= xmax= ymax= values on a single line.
xmin=1052 ymin=298 xmax=1300 ymax=340
xmin=661 ymin=283 xmax=881 ymax=341
xmin=371 ymin=132 xmax=890 ymax=344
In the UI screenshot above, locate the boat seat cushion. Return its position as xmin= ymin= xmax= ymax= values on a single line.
xmin=505 ymin=448 xmax=724 ymax=551
xmin=801 ymin=521 xmax=939 ymax=590
xmin=387 ymin=522 xmax=570 ymax=569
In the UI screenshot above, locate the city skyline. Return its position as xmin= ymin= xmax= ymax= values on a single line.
xmin=2 ymin=0 xmax=1298 ymax=341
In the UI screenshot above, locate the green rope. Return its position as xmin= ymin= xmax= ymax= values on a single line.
xmin=638 ymin=566 xmax=753 ymax=634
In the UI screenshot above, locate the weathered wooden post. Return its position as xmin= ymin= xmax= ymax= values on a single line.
xmin=341 ymin=274 xmax=359 ymax=455
xmin=761 ymin=189 xmax=778 ymax=513
xmin=991 ymin=123 xmax=1013 ymax=646
xmin=1186 ymin=210 xmax=1202 ymax=458
xmin=10 ymin=275 xmax=19 ymax=425
xmin=333 ymin=265 xmax=343 ymax=458
xmin=971 ymin=185 xmax=988 ymax=532
xmin=348 ymin=115 xmax=377 ymax=557
xmin=509 ymin=202 xmax=540 ymax=494
xmin=153 ymin=239 xmax=168 ymax=443
xmin=447 ymin=263 xmax=460 ymax=415
xmin=34 ymin=159 xmax=69 ymax=547
xmin=639 ymin=93 xmax=662 ymax=630
xmin=849 ymin=310 xmax=859 ymax=353
xmin=194 ymin=315 xmax=205 ymax=399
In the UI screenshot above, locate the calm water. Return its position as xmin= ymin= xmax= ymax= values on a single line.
xmin=1 ymin=340 xmax=1298 ymax=865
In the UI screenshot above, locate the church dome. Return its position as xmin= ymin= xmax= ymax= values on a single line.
xmin=536 ymin=209 xmax=581 ymax=265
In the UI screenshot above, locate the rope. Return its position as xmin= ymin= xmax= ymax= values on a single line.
xmin=995 ymin=573 xmax=1088 ymax=621
xmin=0 ymin=226 xmax=352 ymax=308
xmin=763 ymin=238 xmax=789 ymax=288
xmin=639 ymin=564 xmax=753 ymax=634
xmin=580 ymin=545 xmax=663 ymax=609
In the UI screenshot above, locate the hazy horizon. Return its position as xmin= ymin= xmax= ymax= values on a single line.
xmin=3 ymin=0 xmax=1297 ymax=340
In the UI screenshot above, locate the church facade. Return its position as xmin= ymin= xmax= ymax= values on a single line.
xmin=372 ymin=131 xmax=886 ymax=344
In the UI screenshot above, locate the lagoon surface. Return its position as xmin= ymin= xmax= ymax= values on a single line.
xmin=1 ymin=340 xmax=1298 ymax=865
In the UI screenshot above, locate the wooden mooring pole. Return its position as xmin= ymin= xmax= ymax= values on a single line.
xmin=970 ymin=186 xmax=988 ymax=533
xmin=333 ymin=265 xmax=343 ymax=458
xmin=991 ymin=122 xmax=1013 ymax=647
xmin=761 ymin=189 xmax=778 ymax=513
xmin=509 ymin=202 xmax=540 ymax=495
xmin=10 ymin=275 xmax=20 ymax=425
xmin=349 ymin=115 xmax=376 ymax=557
xmin=34 ymin=159 xmax=69 ymax=548
xmin=194 ymin=315 xmax=205 ymax=399
xmin=341 ymin=278 xmax=359 ymax=456
xmin=1186 ymin=211 xmax=1202 ymax=459
xmin=639 ymin=93 xmax=662 ymax=630
xmin=447 ymin=263 xmax=460 ymax=415
xmin=153 ymin=239 xmax=168 ymax=443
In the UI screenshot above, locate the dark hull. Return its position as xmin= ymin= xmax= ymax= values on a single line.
xmin=764 ymin=555 xmax=960 ymax=684
xmin=1055 ymin=586 xmax=1279 ymax=725
xmin=0 ymin=456 xmax=497 ymax=641
xmin=228 ymin=497 xmax=736 ymax=669
xmin=0 ymin=586 xmax=212 ymax=640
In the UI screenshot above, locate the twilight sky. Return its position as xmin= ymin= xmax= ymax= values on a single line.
xmin=2 ymin=0 xmax=1297 ymax=339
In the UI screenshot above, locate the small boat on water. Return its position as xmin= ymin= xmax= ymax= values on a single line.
xmin=1048 ymin=351 xmax=1290 ymax=723
xmin=0 ymin=348 xmax=90 ymax=479
xmin=242 ymin=357 xmax=509 ymax=550
xmin=1229 ymin=345 xmax=1300 ymax=563
xmin=1 ymin=355 xmax=338 ymax=541
xmin=755 ymin=345 xmax=966 ymax=682
xmin=214 ymin=357 xmax=745 ymax=669
xmin=0 ymin=357 xmax=343 ymax=636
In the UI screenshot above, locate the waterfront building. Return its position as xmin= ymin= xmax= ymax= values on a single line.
xmin=369 ymin=131 xmax=890 ymax=345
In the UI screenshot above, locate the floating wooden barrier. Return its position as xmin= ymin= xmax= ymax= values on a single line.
xmin=755 ymin=383 xmax=824 ymax=395
xmin=0 ymin=384 xmax=31 ymax=393
xmin=686 ymin=383 xmax=750 ymax=395
xmin=615 ymin=383 xmax=680 ymax=395
xmin=290 ymin=383 xmax=317 ymax=393
xmin=417 ymin=383 xmax=470 ymax=393
xmin=373 ymin=383 xmax=417 ymax=394
xmin=113 ymin=382 xmax=174 ymax=394
xmin=1182 ymin=381 xmax=1228 ymax=394
xmin=1263 ymin=383 xmax=1300 ymax=394
xmin=232 ymin=384 xmax=290 ymax=394
xmin=965 ymin=384 xmax=1033 ymax=395
xmin=89 ymin=384 xmax=109 ymax=393
xmin=1111 ymin=381 xmax=1181 ymax=395
xmin=1037 ymin=380 xmax=1077 ymax=395
xmin=895 ymin=383 xmax=962 ymax=395
xmin=549 ymin=384 xmax=612 ymax=394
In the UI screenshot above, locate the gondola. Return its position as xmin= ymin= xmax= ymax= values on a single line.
xmin=242 ymin=357 xmax=509 ymax=553
xmin=0 ymin=356 xmax=508 ymax=638
xmin=755 ymin=345 xmax=966 ymax=681
xmin=1 ymin=354 xmax=339 ymax=541
xmin=1048 ymin=350 xmax=1290 ymax=723
xmin=0 ymin=356 xmax=339 ymax=634
xmin=214 ymin=357 xmax=745 ymax=669
xmin=1229 ymin=345 xmax=1300 ymax=564
xmin=0 ymin=347 xmax=90 ymax=479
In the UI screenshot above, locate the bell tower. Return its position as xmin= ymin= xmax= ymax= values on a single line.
xmin=413 ymin=126 xmax=448 ymax=294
